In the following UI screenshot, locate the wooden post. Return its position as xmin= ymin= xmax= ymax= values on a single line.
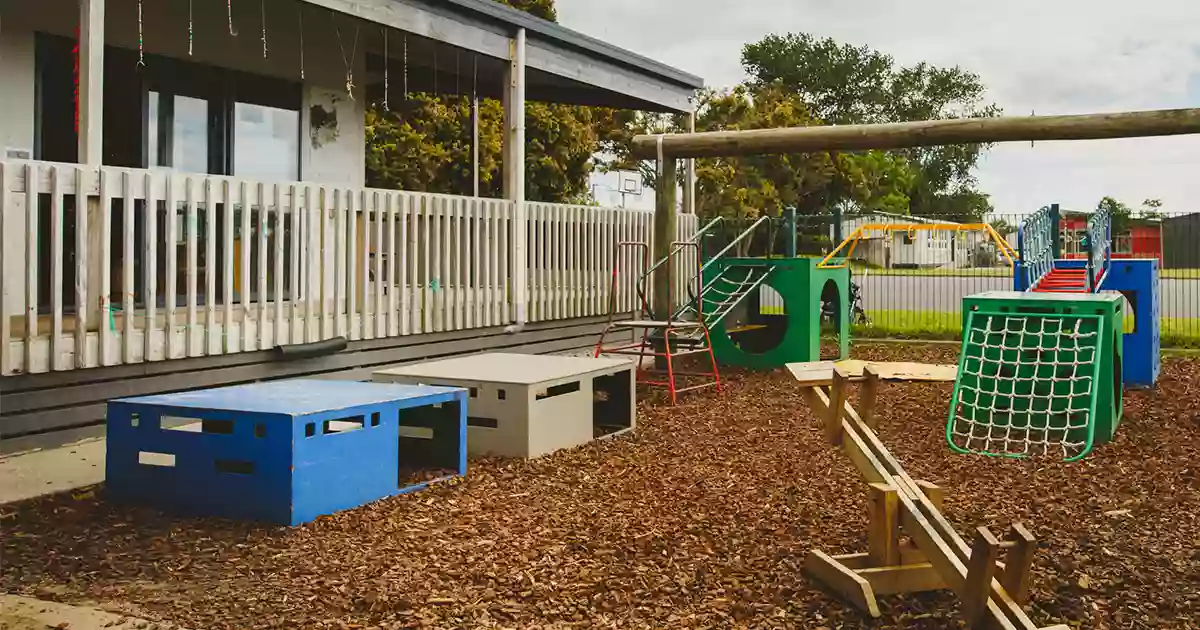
xmin=683 ymin=110 xmax=696 ymax=215
xmin=867 ymin=483 xmax=900 ymax=567
xmin=859 ymin=365 xmax=880 ymax=428
xmin=963 ymin=527 xmax=1002 ymax=627
xmin=651 ymin=152 xmax=677 ymax=320
xmin=78 ymin=0 xmax=104 ymax=164
xmin=629 ymin=108 xmax=1200 ymax=159
xmin=79 ymin=0 xmax=106 ymax=356
xmin=502 ymin=28 xmax=527 ymax=325
xmin=1001 ymin=523 xmax=1037 ymax=606
xmin=916 ymin=480 xmax=945 ymax=513
xmin=826 ymin=368 xmax=849 ymax=445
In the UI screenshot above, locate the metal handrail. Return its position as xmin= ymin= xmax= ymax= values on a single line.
xmin=642 ymin=215 xmax=724 ymax=280
xmin=600 ymin=242 xmax=651 ymax=335
xmin=698 ymin=215 xmax=771 ymax=276
xmin=1086 ymin=206 xmax=1112 ymax=292
xmin=666 ymin=241 xmax=704 ymax=329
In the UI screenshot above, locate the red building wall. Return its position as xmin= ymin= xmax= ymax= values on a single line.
xmin=1059 ymin=217 xmax=1162 ymax=262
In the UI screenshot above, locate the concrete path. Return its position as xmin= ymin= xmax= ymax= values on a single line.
xmin=0 ymin=439 xmax=106 ymax=505
xmin=0 ymin=595 xmax=185 ymax=630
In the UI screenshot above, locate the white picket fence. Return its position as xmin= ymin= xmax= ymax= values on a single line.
xmin=0 ymin=160 xmax=698 ymax=375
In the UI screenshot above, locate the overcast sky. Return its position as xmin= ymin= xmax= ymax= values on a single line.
xmin=561 ymin=0 xmax=1200 ymax=217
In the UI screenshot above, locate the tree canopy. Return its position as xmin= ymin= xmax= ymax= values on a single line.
xmin=365 ymin=5 xmax=1005 ymax=222
xmin=742 ymin=33 xmax=1002 ymax=220
xmin=365 ymin=0 xmax=600 ymax=204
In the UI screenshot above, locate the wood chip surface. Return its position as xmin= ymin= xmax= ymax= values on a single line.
xmin=2 ymin=344 xmax=1197 ymax=629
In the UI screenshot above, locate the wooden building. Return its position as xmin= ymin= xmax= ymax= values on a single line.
xmin=0 ymin=0 xmax=704 ymax=452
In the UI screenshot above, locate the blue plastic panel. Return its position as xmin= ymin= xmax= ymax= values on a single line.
xmin=1098 ymin=259 xmax=1160 ymax=387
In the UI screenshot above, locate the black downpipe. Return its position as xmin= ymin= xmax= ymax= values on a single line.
xmin=272 ymin=336 xmax=348 ymax=361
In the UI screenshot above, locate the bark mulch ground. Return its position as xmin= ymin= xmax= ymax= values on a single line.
xmin=2 ymin=344 xmax=1198 ymax=629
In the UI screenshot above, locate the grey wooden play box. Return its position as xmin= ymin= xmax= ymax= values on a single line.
xmin=373 ymin=353 xmax=635 ymax=459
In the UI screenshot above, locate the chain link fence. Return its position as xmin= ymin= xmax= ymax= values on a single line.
xmin=696 ymin=210 xmax=1200 ymax=349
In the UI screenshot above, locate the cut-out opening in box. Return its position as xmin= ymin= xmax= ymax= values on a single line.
xmin=397 ymin=401 xmax=462 ymax=487
xmin=593 ymin=370 xmax=633 ymax=437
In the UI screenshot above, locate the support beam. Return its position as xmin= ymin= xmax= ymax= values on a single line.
xmin=629 ymin=108 xmax=1200 ymax=159
xmin=503 ymin=29 xmax=527 ymax=325
xmin=683 ymin=111 xmax=696 ymax=215
xmin=651 ymin=154 xmax=676 ymax=319
xmin=78 ymin=0 xmax=105 ymax=164
xmin=78 ymin=0 xmax=106 ymax=349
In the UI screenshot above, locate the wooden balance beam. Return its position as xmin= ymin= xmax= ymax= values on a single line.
xmin=791 ymin=364 xmax=1068 ymax=630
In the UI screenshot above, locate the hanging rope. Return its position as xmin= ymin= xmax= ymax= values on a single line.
xmin=298 ymin=7 xmax=305 ymax=79
xmin=227 ymin=0 xmax=237 ymax=37
xmin=136 ymin=0 xmax=145 ymax=66
xmin=260 ymin=0 xmax=268 ymax=58
xmin=188 ymin=0 xmax=194 ymax=56
xmin=334 ymin=18 xmax=360 ymax=100
xmin=382 ymin=29 xmax=389 ymax=110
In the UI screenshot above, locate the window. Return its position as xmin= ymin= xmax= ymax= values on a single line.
xmin=233 ymin=103 xmax=300 ymax=181
xmin=1114 ymin=234 xmax=1132 ymax=254
xmin=148 ymin=92 xmax=210 ymax=174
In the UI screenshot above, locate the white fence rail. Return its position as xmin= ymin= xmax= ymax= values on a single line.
xmin=0 ymin=161 xmax=698 ymax=376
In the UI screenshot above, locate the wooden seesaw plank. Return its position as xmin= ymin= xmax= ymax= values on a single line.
xmin=795 ymin=368 xmax=1069 ymax=630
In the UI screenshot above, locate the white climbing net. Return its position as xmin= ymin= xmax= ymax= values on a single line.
xmin=949 ymin=313 xmax=1100 ymax=460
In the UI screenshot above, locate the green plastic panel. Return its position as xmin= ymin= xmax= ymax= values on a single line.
xmin=948 ymin=291 xmax=1124 ymax=461
xmin=707 ymin=257 xmax=850 ymax=370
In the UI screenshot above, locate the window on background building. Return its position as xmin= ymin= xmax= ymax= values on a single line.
xmin=1114 ymin=234 xmax=1132 ymax=254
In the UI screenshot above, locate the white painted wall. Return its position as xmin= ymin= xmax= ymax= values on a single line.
xmin=0 ymin=0 xmax=366 ymax=186
xmin=0 ymin=28 xmax=36 ymax=160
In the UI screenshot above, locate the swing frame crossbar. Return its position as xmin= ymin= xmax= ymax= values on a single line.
xmin=818 ymin=223 xmax=1019 ymax=270
xmin=793 ymin=367 xmax=1069 ymax=630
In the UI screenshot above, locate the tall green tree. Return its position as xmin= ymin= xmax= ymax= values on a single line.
xmin=741 ymin=33 xmax=1001 ymax=219
xmin=600 ymin=85 xmax=917 ymax=220
xmin=365 ymin=0 xmax=599 ymax=203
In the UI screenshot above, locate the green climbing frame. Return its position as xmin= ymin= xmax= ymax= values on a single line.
xmin=706 ymin=257 xmax=850 ymax=370
xmin=947 ymin=291 xmax=1124 ymax=461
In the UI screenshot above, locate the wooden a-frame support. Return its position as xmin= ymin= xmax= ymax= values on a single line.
xmin=796 ymin=367 xmax=1068 ymax=630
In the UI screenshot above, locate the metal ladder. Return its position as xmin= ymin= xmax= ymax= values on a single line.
xmin=593 ymin=216 xmax=770 ymax=403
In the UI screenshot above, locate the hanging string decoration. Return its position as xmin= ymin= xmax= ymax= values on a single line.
xmin=137 ymin=0 xmax=145 ymax=66
xmin=227 ymin=0 xmax=238 ymax=36
xmin=335 ymin=19 xmax=360 ymax=100
xmin=260 ymin=0 xmax=268 ymax=58
xmin=188 ymin=0 xmax=194 ymax=55
xmin=298 ymin=7 xmax=305 ymax=80
xmin=403 ymin=34 xmax=409 ymax=100
xmin=382 ymin=29 xmax=389 ymax=111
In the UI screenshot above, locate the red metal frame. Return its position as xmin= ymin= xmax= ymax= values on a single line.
xmin=594 ymin=240 xmax=722 ymax=405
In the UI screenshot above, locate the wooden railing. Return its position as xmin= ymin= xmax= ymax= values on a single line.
xmin=0 ymin=160 xmax=697 ymax=376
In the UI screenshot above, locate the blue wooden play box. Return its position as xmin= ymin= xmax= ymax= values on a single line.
xmin=105 ymin=379 xmax=468 ymax=526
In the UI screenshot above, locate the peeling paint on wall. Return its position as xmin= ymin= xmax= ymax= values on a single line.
xmin=309 ymin=99 xmax=340 ymax=149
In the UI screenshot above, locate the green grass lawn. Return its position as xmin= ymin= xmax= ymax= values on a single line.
xmin=853 ymin=309 xmax=1200 ymax=349
xmin=848 ymin=262 xmax=1200 ymax=280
